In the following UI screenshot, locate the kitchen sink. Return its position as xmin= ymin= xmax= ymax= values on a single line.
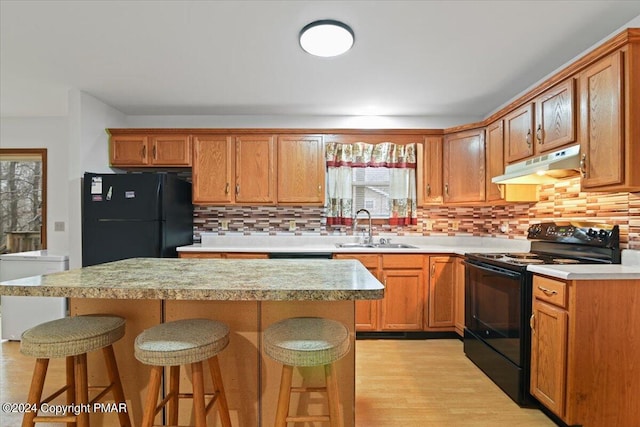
xmin=335 ymin=242 xmax=418 ymax=249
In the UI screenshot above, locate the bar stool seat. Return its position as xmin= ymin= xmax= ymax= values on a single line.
xmin=20 ymin=314 xmax=131 ymax=427
xmin=135 ymin=318 xmax=232 ymax=427
xmin=264 ymin=317 xmax=350 ymax=427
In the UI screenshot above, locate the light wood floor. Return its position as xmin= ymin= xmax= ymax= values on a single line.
xmin=0 ymin=338 xmax=555 ymax=426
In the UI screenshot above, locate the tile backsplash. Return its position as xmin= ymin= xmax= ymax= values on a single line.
xmin=194 ymin=178 xmax=639 ymax=250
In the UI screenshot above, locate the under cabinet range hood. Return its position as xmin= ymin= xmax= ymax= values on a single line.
xmin=492 ymin=145 xmax=581 ymax=185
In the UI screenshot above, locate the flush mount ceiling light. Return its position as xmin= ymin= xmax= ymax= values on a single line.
xmin=299 ymin=19 xmax=354 ymax=57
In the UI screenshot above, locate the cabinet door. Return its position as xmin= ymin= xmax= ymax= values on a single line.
xmin=454 ymin=257 xmax=465 ymax=336
xmin=422 ymin=136 xmax=443 ymax=204
xmin=427 ymin=256 xmax=455 ymax=329
xmin=111 ymin=135 xmax=149 ymax=166
xmin=277 ymin=135 xmax=325 ymax=204
xmin=530 ymin=299 xmax=568 ymax=417
xmin=505 ymin=103 xmax=534 ymax=163
xmin=579 ymin=51 xmax=624 ymax=189
xmin=334 ymin=254 xmax=380 ymax=331
xmin=192 ymin=135 xmax=234 ymax=204
xmin=443 ymin=129 xmax=485 ymax=203
xmin=535 ymin=79 xmax=576 ymax=153
xmin=380 ymin=269 xmax=424 ymax=331
xmin=151 ymin=135 xmax=192 ymax=166
xmin=235 ymin=135 xmax=276 ymax=204
xmin=485 ymin=120 xmax=504 ymax=202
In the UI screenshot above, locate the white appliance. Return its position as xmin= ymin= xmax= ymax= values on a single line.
xmin=0 ymin=250 xmax=69 ymax=340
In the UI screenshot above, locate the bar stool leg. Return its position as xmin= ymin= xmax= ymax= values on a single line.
xmin=22 ymin=358 xmax=49 ymax=427
xmin=167 ymin=365 xmax=180 ymax=426
xmin=191 ymin=361 xmax=206 ymax=427
xmin=275 ymin=365 xmax=294 ymax=427
xmin=74 ymin=353 xmax=90 ymax=427
xmin=325 ymin=363 xmax=342 ymax=427
xmin=65 ymin=356 xmax=76 ymax=408
xmin=142 ymin=366 xmax=163 ymax=427
xmin=207 ymin=355 xmax=232 ymax=427
xmin=102 ymin=345 xmax=131 ymax=427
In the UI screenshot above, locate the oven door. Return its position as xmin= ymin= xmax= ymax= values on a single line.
xmin=464 ymin=260 xmax=523 ymax=366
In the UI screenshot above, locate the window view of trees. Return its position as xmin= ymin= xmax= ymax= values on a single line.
xmin=0 ymin=149 xmax=46 ymax=253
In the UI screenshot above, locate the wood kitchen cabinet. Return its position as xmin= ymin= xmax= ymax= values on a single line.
xmin=454 ymin=256 xmax=465 ymax=337
xmin=422 ymin=135 xmax=443 ymax=204
xmin=443 ymin=128 xmax=485 ymax=203
xmin=426 ymin=256 xmax=456 ymax=329
xmin=192 ymin=134 xmax=276 ymax=205
xmin=277 ymin=135 xmax=325 ymax=204
xmin=504 ymin=79 xmax=576 ymax=164
xmin=333 ymin=254 xmax=381 ymax=331
xmin=380 ymin=254 xmax=425 ymax=331
xmin=579 ymin=49 xmax=640 ymax=191
xmin=110 ymin=133 xmax=192 ymax=167
xmin=529 ymin=275 xmax=640 ymax=426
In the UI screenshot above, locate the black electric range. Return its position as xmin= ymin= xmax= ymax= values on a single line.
xmin=463 ymin=221 xmax=620 ymax=407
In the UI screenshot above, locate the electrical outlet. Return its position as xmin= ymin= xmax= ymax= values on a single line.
xmin=289 ymin=220 xmax=296 ymax=232
xmin=425 ymin=220 xmax=433 ymax=231
xmin=220 ymin=220 xmax=229 ymax=231
xmin=500 ymin=222 xmax=510 ymax=233
xmin=452 ymin=221 xmax=459 ymax=231
xmin=54 ymin=221 xmax=65 ymax=232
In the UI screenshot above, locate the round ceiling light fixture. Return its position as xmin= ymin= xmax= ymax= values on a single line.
xmin=299 ymin=19 xmax=354 ymax=57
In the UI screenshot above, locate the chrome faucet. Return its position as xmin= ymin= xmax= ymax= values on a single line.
xmin=354 ymin=209 xmax=373 ymax=245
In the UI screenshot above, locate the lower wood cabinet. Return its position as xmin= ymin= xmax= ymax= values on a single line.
xmin=427 ymin=256 xmax=456 ymax=329
xmin=529 ymin=275 xmax=640 ymax=426
xmin=380 ymin=255 xmax=425 ymax=331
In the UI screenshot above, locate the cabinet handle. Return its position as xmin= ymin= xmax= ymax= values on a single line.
xmin=152 ymin=145 xmax=157 ymax=159
xmin=537 ymin=286 xmax=558 ymax=296
xmin=536 ymin=124 xmax=543 ymax=144
xmin=431 ymin=264 xmax=435 ymax=276
xmin=426 ymin=184 xmax=431 ymax=196
xmin=579 ymin=153 xmax=587 ymax=178
xmin=530 ymin=313 xmax=535 ymax=333
xmin=225 ymin=183 xmax=230 ymax=194
xmin=318 ymin=184 xmax=322 ymax=194
xmin=142 ymin=145 xmax=146 ymax=158
xmin=445 ymin=184 xmax=449 ymax=197
xmin=235 ymin=184 xmax=240 ymax=195
xmin=526 ymin=129 xmax=532 ymax=147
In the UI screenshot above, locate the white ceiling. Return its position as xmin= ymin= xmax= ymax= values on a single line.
xmin=2 ymin=1 xmax=640 ymax=122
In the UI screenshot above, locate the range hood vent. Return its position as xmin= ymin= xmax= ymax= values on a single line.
xmin=492 ymin=145 xmax=581 ymax=185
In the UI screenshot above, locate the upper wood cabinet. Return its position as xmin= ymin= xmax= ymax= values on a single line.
xmin=422 ymin=136 xmax=443 ymax=204
xmin=535 ymin=79 xmax=576 ymax=152
xmin=192 ymin=134 xmax=275 ymax=205
xmin=578 ymin=50 xmax=639 ymax=191
xmin=443 ymin=128 xmax=485 ymax=203
xmin=110 ymin=134 xmax=191 ymax=167
xmin=277 ymin=135 xmax=325 ymax=205
xmin=504 ymin=103 xmax=534 ymax=163
xmin=485 ymin=120 xmax=505 ymax=202
xmin=504 ymin=79 xmax=576 ymax=164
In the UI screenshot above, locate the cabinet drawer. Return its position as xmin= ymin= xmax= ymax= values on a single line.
xmin=533 ymin=276 xmax=567 ymax=308
xmin=382 ymin=254 xmax=424 ymax=269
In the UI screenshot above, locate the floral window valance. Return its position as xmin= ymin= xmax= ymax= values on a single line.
xmin=326 ymin=142 xmax=418 ymax=227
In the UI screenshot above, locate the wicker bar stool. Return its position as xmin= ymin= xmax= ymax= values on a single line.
xmin=134 ymin=318 xmax=232 ymax=427
xmin=264 ymin=317 xmax=350 ymax=427
xmin=20 ymin=314 xmax=131 ymax=427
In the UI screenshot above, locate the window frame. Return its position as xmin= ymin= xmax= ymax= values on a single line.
xmin=0 ymin=148 xmax=48 ymax=249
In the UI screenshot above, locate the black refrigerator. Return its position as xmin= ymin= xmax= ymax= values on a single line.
xmin=82 ymin=172 xmax=193 ymax=267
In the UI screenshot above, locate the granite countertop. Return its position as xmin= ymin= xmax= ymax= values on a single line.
xmin=0 ymin=258 xmax=384 ymax=301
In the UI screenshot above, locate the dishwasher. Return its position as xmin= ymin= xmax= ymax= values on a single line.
xmin=268 ymin=252 xmax=333 ymax=259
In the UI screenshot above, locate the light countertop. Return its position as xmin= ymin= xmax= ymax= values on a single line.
xmin=0 ymin=258 xmax=384 ymax=301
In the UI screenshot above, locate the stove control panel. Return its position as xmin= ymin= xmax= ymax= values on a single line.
xmin=527 ymin=222 xmax=619 ymax=247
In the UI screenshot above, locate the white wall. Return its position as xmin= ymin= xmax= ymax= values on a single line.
xmin=125 ymin=114 xmax=480 ymax=129
xmin=0 ymin=116 xmax=70 ymax=254
xmin=67 ymin=90 xmax=127 ymax=268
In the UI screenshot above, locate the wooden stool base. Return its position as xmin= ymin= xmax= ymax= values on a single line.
xmin=141 ymin=355 xmax=232 ymax=427
xmin=21 ymin=344 xmax=130 ymax=427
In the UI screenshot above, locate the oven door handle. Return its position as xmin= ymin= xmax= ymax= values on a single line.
xmin=463 ymin=260 xmax=522 ymax=279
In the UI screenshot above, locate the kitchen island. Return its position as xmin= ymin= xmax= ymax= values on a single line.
xmin=0 ymin=257 xmax=383 ymax=427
